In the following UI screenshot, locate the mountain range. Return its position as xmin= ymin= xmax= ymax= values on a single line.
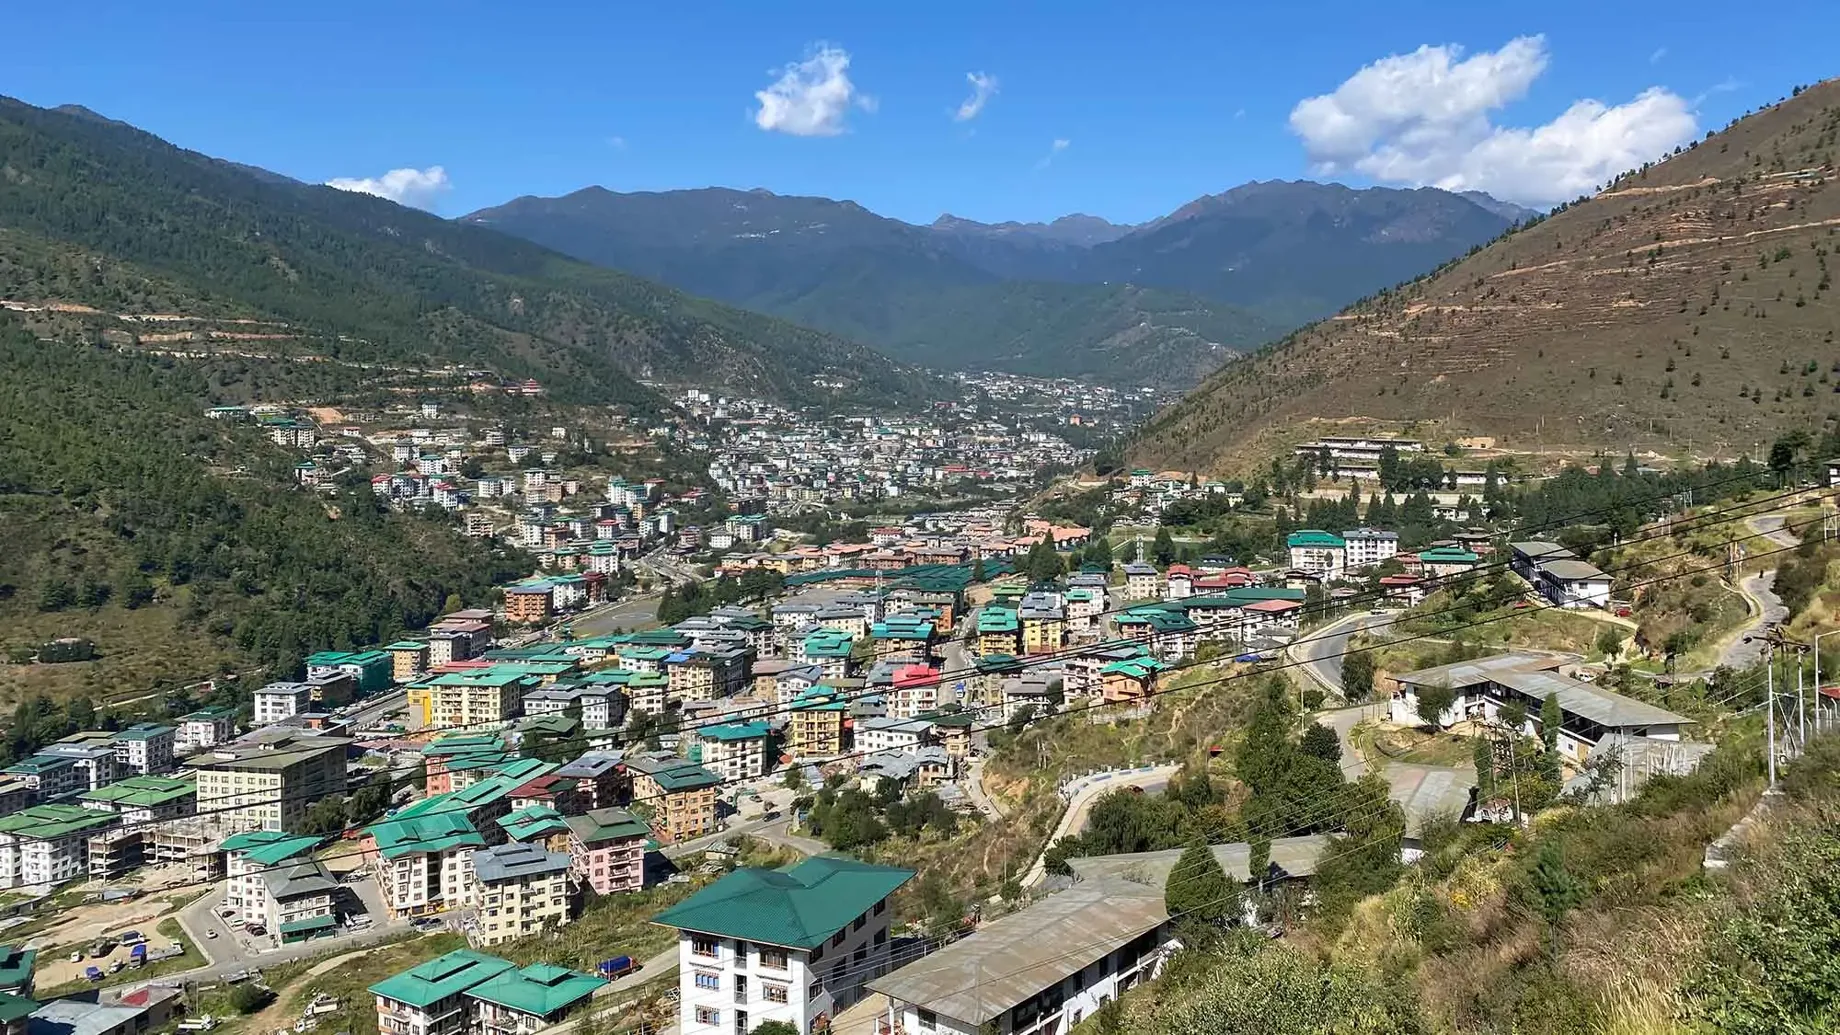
xmin=465 ymin=181 xmax=1529 ymax=388
xmin=1131 ymin=79 xmax=1840 ymax=472
xmin=0 ymin=96 xmax=938 ymax=411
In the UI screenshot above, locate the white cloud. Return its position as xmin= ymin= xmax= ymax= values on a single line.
xmin=1035 ymin=138 xmax=1070 ymax=170
xmin=324 ymin=166 xmax=451 ymax=210
xmin=955 ymin=72 xmax=999 ymax=122
xmin=608 ymin=135 xmax=627 ymax=149
xmin=753 ymin=44 xmax=868 ymax=136
xmin=1288 ymin=35 xmax=1698 ymax=206
xmin=1649 ymin=46 xmax=1667 ymax=65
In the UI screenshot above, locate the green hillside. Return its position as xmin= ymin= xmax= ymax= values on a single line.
xmin=0 ymin=321 xmax=529 ymax=709
xmin=0 ymin=97 xmax=937 ymax=409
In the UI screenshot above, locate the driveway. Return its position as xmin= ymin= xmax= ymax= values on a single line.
xmin=1715 ymin=513 xmax=1802 ymax=670
xmin=1312 ymin=704 xmax=1379 ymax=776
xmin=175 ymin=875 xmax=408 ymax=973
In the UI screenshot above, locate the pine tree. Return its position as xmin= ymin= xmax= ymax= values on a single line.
xmin=1166 ymin=836 xmax=1235 ymax=927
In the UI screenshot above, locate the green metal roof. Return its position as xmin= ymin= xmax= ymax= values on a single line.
xmin=278 ymin=914 xmax=338 ymax=935
xmin=701 ymin=722 xmax=771 ymax=742
xmin=78 ymin=775 xmax=196 ymax=809
xmin=565 ymin=808 xmax=651 ymax=845
xmin=368 ymin=812 xmax=488 ymax=860
xmin=498 ymin=805 xmax=572 ymax=843
xmin=0 ymin=945 xmax=36 ymax=993
xmin=422 ymin=733 xmax=508 ymax=758
xmin=0 ymin=992 xmax=37 ymax=1024
xmin=1287 ymin=530 xmax=1346 ymax=548
xmin=976 ymin=609 xmax=1019 ymax=634
xmin=1419 ymin=546 xmax=1481 ymax=563
xmin=113 ymin=722 xmax=174 ymax=742
xmin=221 ymin=830 xmax=323 ymax=865
xmin=370 ymin=950 xmax=516 ymax=1008
xmin=0 ymin=804 xmax=116 ymax=840
xmin=651 ymin=857 xmax=915 ymax=949
xmin=465 ymin=964 xmax=606 ymax=1018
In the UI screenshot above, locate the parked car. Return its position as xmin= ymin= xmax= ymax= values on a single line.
xmin=68 ymin=951 xmax=82 ymax=963
xmin=206 ymin=930 xmax=218 ymax=939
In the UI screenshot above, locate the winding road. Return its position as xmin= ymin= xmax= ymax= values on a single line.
xmin=1716 ymin=514 xmax=1801 ymax=670
xmin=1295 ymin=612 xmax=1389 ymax=693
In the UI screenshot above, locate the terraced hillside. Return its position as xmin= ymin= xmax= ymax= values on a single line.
xmin=1133 ymin=78 xmax=1840 ymax=473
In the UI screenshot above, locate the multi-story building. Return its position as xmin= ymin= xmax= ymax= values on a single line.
xmin=2 ymin=741 xmax=117 ymax=802
xmin=253 ymin=682 xmax=314 ymax=724
xmin=78 ymin=775 xmax=196 ymax=825
xmin=1065 ymin=587 xmax=1103 ymax=639
xmin=0 ymin=804 xmax=117 ymax=889
xmin=184 ymin=730 xmax=351 ymax=834
xmin=1018 ymin=593 xmax=1066 ymax=656
xmin=470 ymin=842 xmax=575 ymax=946
xmin=886 ymin=665 xmax=940 ymax=721
xmin=624 ymin=757 xmax=721 ymax=845
xmin=370 ymin=950 xmax=517 ymax=1035
xmin=464 ymin=963 xmax=606 ymax=1035
xmin=1286 ymin=530 xmax=1347 ymax=579
xmin=222 ymin=830 xmax=323 ymax=927
xmin=305 ymin=649 xmax=395 ymax=694
xmin=656 ymin=857 xmax=915 ymax=1035
xmin=386 ymin=641 xmax=432 ymax=683
xmin=367 ymin=813 xmax=488 ymax=919
xmin=554 ymin=752 xmax=628 ymax=811
xmin=1121 ymin=562 xmax=1160 ymax=600
xmin=697 ymin=723 xmax=771 ymax=783
xmin=505 ymin=585 xmax=554 ymax=625
xmin=260 ymin=860 xmax=341 ymax=943
xmin=852 ymin=717 xmax=936 ymax=757
xmin=426 ymin=669 xmax=536 ymax=728
xmin=1342 ymin=527 xmax=1400 ymax=570
xmin=787 ymin=689 xmax=849 ymax=758
xmin=110 ymin=724 xmax=176 ymax=776
xmin=869 ymin=878 xmax=1177 ymax=1035
xmin=565 ymin=807 xmax=649 ymax=895
xmin=974 ymin=608 xmax=1021 ymax=659
xmin=175 ymin=707 xmax=237 ymax=752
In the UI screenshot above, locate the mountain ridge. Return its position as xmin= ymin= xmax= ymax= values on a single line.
xmin=1130 ymin=78 xmax=1840 ymax=472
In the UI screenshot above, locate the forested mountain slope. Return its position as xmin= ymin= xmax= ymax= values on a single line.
xmin=466 ymin=186 xmax=1280 ymax=388
xmin=0 ymin=97 xmax=935 ymax=409
xmin=1133 ymin=80 xmax=1840 ymax=473
xmin=0 ymin=322 xmax=528 ymax=707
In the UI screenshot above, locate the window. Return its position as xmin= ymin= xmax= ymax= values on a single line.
xmin=874 ymin=900 xmax=887 ymax=915
xmin=831 ymin=930 xmax=845 ymax=948
xmin=694 ymin=972 xmax=720 ymax=991
xmin=691 ymin=936 xmax=719 ymax=958
xmin=874 ymin=929 xmax=887 ymax=946
xmin=763 ymin=984 xmax=789 ymax=1004
xmin=853 ymin=947 xmax=867 ymax=965
xmin=917 ymin=1008 xmax=937 ymax=1032
xmin=759 ymin=948 xmax=789 ymax=970
xmin=853 ymin=914 xmax=866 ymax=932
xmin=694 ymin=1007 xmax=720 ymax=1026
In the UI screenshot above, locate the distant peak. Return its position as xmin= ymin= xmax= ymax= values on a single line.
xmin=52 ymin=103 xmax=134 ymax=129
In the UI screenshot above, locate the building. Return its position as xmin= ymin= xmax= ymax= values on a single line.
xmin=0 ymin=944 xmax=34 ymax=998
xmin=1417 ymin=545 xmax=1481 ymax=579
xmin=565 ymin=807 xmax=649 ymax=895
xmin=259 ymin=861 xmax=341 ymax=943
xmin=175 ymin=708 xmax=237 ymax=752
xmin=1391 ymin=653 xmax=1693 ymax=763
xmin=0 ymin=805 xmax=116 ymax=889
xmin=185 ymin=730 xmax=350 ymax=834
xmin=306 ymin=650 xmax=395 ymax=694
xmin=852 ymin=717 xmax=936 ymax=757
xmin=470 ymin=842 xmax=576 ymax=946
xmin=109 ymin=724 xmax=176 ymax=777
xmin=554 ymin=753 xmax=628 ymax=812
xmin=464 ymin=963 xmax=606 ymax=1035
xmin=505 ymin=585 xmax=554 ymax=625
xmin=869 ymin=878 xmax=1178 ymax=1035
xmin=698 ymin=723 xmax=772 ymax=782
xmin=974 ymin=608 xmax=1021 ymax=659
xmin=1018 ymin=594 xmax=1066 ymax=656
xmin=787 ymin=689 xmax=850 ymax=758
xmin=370 ymin=950 xmax=517 ymax=1035
xmin=425 ymin=668 xmax=537 ymax=728
xmin=1286 ymin=530 xmax=1347 ymax=579
xmin=222 ymin=830 xmax=323 ymax=928
xmin=1534 ymin=559 xmax=1614 ymax=609
xmin=25 ymin=986 xmax=182 ymax=1035
xmin=624 ymin=757 xmax=721 ymax=845
xmin=1121 ymin=562 xmax=1160 ymax=600
xmin=386 ymin=641 xmax=432 ymax=684
xmin=367 ymin=813 xmax=488 ymax=919
xmin=4 ymin=742 xmax=117 ymax=802
xmin=254 ymin=682 xmax=314 ymax=724
xmin=655 ymin=857 xmax=916 ymax=1035
xmin=1342 ymin=528 xmax=1400 ymax=570
xmin=77 ymin=775 xmax=196 ymax=825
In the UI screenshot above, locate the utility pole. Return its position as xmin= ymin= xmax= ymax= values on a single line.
xmin=1767 ymin=656 xmax=1777 ymax=788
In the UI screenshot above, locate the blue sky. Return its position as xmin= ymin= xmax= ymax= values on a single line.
xmin=5 ymin=0 xmax=1829 ymax=224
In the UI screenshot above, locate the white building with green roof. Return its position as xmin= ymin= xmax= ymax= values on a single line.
xmin=110 ymin=723 xmax=176 ymax=776
xmin=77 ymin=775 xmax=196 ymax=825
xmin=654 ymin=857 xmax=915 ymax=1035
xmin=464 ymin=963 xmax=605 ymax=1034
xmin=370 ymin=949 xmax=515 ymax=1035
xmin=222 ymin=830 xmax=322 ymax=928
xmin=0 ymin=804 xmax=117 ymax=889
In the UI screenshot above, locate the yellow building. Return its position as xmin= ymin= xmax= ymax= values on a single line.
xmin=788 ymin=688 xmax=850 ymax=758
xmin=975 ymin=608 xmax=1022 ymax=658
xmin=185 ymin=730 xmax=350 ymax=834
xmin=626 ymin=759 xmax=721 ymax=845
xmin=470 ymin=842 xmax=575 ymax=945
xmin=427 ymin=669 xmax=534 ymax=728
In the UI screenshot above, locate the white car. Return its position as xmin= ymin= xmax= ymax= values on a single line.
xmin=206 ymin=930 xmax=218 ymax=939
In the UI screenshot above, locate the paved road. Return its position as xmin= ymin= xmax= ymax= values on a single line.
xmin=174 ymin=874 xmax=408 ymax=976
xmin=1717 ymin=514 xmax=1801 ymax=670
xmin=963 ymin=758 xmax=1006 ymax=820
xmin=1020 ymin=764 xmax=1181 ymax=888
xmin=751 ymin=818 xmax=830 ymax=857
xmin=1295 ymin=612 xmax=1387 ymax=694
xmin=1313 ymin=704 xmax=1379 ymax=776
